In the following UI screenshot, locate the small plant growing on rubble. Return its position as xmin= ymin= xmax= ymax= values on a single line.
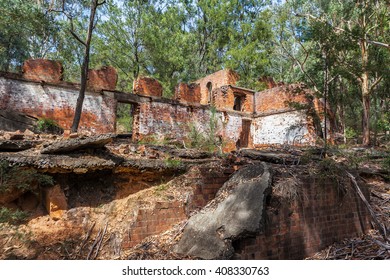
xmin=186 ymin=106 xmax=223 ymax=153
xmin=0 ymin=207 xmax=28 ymax=225
xmin=164 ymin=158 xmax=181 ymax=168
xmin=0 ymin=160 xmax=54 ymax=194
xmin=35 ymin=118 xmax=63 ymax=134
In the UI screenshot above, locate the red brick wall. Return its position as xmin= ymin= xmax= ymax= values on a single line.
xmin=213 ymin=86 xmax=254 ymax=113
xmin=22 ymin=59 xmax=63 ymax=84
xmin=122 ymin=201 xmax=187 ymax=248
xmin=234 ymin=178 xmax=371 ymax=259
xmin=133 ymin=77 xmax=163 ymax=97
xmin=87 ymin=66 xmax=117 ymax=91
xmin=195 ymin=69 xmax=240 ymax=104
xmin=259 ymin=76 xmax=277 ymax=89
xmin=255 ymin=84 xmax=311 ymax=115
xmin=186 ymin=165 xmax=235 ymax=211
xmin=0 ymin=76 xmax=116 ymax=133
xmin=121 ymin=164 xmax=234 ymax=249
xmin=174 ymin=83 xmax=201 ymax=104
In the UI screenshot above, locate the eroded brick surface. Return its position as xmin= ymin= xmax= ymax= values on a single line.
xmin=234 ymin=178 xmax=371 ymax=259
xmin=259 ymin=76 xmax=277 ymax=89
xmin=0 ymin=77 xmax=116 ymax=133
xmin=22 ymin=59 xmax=63 ymax=84
xmin=213 ymin=86 xmax=254 ymax=113
xmin=255 ymin=84 xmax=311 ymax=114
xmin=87 ymin=66 xmax=117 ymax=91
xmin=122 ymin=201 xmax=186 ymax=248
xmin=174 ymin=83 xmax=201 ymax=103
xmin=195 ymin=69 xmax=240 ymax=104
xmin=133 ymin=76 xmax=163 ymax=97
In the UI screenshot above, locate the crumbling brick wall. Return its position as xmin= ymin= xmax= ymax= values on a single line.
xmin=234 ymin=177 xmax=371 ymax=259
xmin=22 ymin=59 xmax=63 ymax=84
xmin=87 ymin=66 xmax=117 ymax=91
xmin=0 ymin=76 xmax=116 ymax=133
xmin=136 ymin=99 xmax=247 ymax=152
xmin=195 ymin=69 xmax=240 ymax=105
xmin=174 ymin=83 xmax=201 ymax=104
xmin=121 ymin=164 xmax=234 ymax=249
xmin=254 ymin=84 xmax=311 ymax=114
xmin=133 ymin=76 xmax=163 ymax=97
xmin=212 ymin=86 xmax=254 ymax=113
xmin=122 ymin=201 xmax=187 ymax=248
xmin=252 ymin=84 xmax=322 ymax=146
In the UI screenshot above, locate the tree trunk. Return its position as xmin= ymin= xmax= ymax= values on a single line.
xmin=70 ymin=0 xmax=99 ymax=133
xmin=360 ymin=38 xmax=371 ymax=146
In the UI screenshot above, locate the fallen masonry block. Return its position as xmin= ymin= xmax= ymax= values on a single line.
xmin=41 ymin=134 xmax=115 ymax=154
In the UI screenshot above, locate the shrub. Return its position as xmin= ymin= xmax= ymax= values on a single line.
xmin=0 ymin=160 xmax=54 ymax=194
xmin=0 ymin=207 xmax=28 ymax=225
xmin=35 ymin=118 xmax=63 ymax=134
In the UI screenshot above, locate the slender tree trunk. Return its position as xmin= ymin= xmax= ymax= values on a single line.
xmin=71 ymin=0 xmax=99 ymax=133
xmin=360 ymin=38 xmax=371 ymax=146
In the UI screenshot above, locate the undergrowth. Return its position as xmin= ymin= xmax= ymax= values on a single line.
xmin=35 ymin=118 xmax=63 ymax=134
xmin=0 ymin=160 xmax=54 ymax=194
xmin=0 ymin=207 xmax=28 ymax=225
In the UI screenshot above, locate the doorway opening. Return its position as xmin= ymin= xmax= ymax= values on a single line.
xmin=116 ymin=102 xmax=138 ymax=138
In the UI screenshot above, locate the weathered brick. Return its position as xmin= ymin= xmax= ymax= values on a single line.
xmin=174 ymin=83 xmax=201 ymax=104
xmin=22 ymin=59 xmax=63 ymax=83
xmin=195 ymin=69 xmax=240 ymax=104
xmin=133 ymin=76 xmax=163 ymax=97
xmin=87 ymin=66 xmax=117 ymax=91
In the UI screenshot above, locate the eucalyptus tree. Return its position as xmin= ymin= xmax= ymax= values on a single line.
xmin=50 ymin=0 xmax=106 ymax=133
xmin=0 ymin=0 xmax=58 ymax=71
xmin=272 ymin=0 xmax=390 ymax=145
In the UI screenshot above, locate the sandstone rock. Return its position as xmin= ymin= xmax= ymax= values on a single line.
xmin=0 ymin=111 xmax=38 ymax=133
xmin=24 ymin=129 xmax=35 ymax=137
xmin=43 ymin=185 xmax=67 ymax=220
xmin=0 ymin=140 xmax=41 ymax=152
xmin=41 ymin=134 xmax=115 ymax=154
xmin=174 ymin=163 xmax=272 ymax=259
xmin=22 ymin=59 xmax=63 ymax=83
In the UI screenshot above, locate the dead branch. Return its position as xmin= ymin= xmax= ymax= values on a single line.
xmin=93 ymin=221 xmax=108 ymax=260
xmin=346 ymin=171 xmax=388 ymax=241
xmin=86 ymin=227 xmax=102 ymax=260
xmin=76 ymin=221 xmax=95 ymax=258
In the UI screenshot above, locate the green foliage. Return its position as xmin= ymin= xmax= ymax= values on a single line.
xmin=0 ymin=0 xmax=59 ymax=71
xmin=186 ymin=107 xmax=223 ymax=153
xmin=116 ymin=103 xmax=133 ymax=133
xmin=35 ymin=118 xmax=63 ymax=134
xmin=383 ymin=155 xmax=390 ymax=171
xmin=0 ymin=160 xmax=54 ymax=194
xmin=164 ymin=158 xmax=182 ymax=168
xmin=344 ymin=127 xmax=357 ymax=139
xmin=0 ymin=207 xmax=28 ymax=225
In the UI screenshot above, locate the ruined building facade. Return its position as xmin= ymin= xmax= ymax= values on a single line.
xmin=0 ymin=59 xmax=328 ymax=150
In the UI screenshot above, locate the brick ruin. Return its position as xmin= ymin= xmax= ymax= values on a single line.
xmin=0 ymin=59 xmax=329 ymax=150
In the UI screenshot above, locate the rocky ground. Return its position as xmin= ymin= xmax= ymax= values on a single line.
xmin=0 ymin=129 xmax=389 ymax=260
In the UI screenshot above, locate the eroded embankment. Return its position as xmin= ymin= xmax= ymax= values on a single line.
xmin=0 ymin=135 xmax=379 ymax=259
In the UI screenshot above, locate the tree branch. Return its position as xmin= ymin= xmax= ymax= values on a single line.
xmin=69 ymin=29 xmax=86 ymax=46
xmin=369 ymin=75 xmax=383 ymax=94
xmin=295 ymin=13 xmax=390 ymax=49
